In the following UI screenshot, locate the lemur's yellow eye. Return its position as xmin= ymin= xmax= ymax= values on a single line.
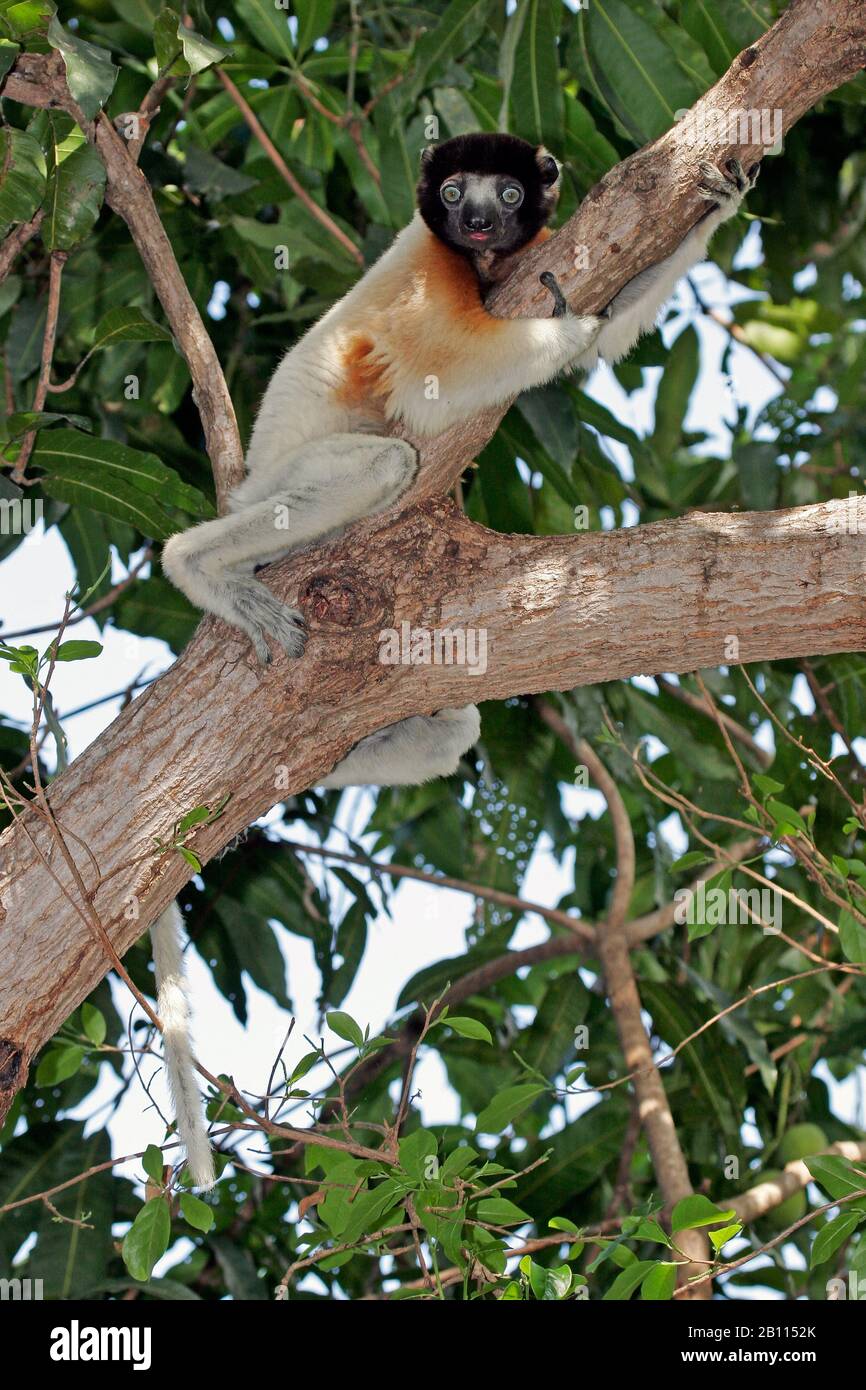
xmin=501 ymin=185 xmax=522 ymax=205
xmin=441 ymin=184 xmax=461 ymax=205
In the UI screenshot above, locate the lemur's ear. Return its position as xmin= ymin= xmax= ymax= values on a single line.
xmin=535 ymin=147 xmax=560 ymax=186
xmin=419 ymin=145 xmax=437 ymax=169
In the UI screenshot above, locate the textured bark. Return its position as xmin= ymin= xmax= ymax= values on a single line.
xmin=1 ymin=0 xmax=865 ymax=1114
xmin=2 ymin=495 xmax=865 ymax=1108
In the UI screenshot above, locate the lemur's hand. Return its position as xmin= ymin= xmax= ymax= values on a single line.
xmin=540 ymin=270 xmax=569 ymax=318
xmin=697 ymin=157 xmax=760 ymax=225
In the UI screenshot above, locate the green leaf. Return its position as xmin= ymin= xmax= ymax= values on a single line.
xmin=326 ymin=1010 xmax=365 ymax=1048
xmin=736 ymin=441 xmax=779 ymax=511
xmin=603 ymin=1259 xmax=657 ymax=1300
xmin=40 ymin=473 xmax=173 ymax=540
xmin=176 ymin=805 xmax=212 ymax=834
xmin=671 ymin=1195 xmax=736 ymax=1232
xmin=89 ymin=307 xmax=174 ymax=353
xmin=122 ymin=1197 xmax=171 ymax=1281
xmin=52 ymin=639 xmax=103 ymax=663
xmin=0 ymin=126 xmax=45 ymax=232
xmin=752 ymin=773 xmax=785 ymax=797
xmin=0 ymin=36 xmax=16 ymax=81
xmin=0 ymin=641 xmax=38 ymax=675
xmin=527 ymin=1259 xmax=572 ymax=1300
xmin=652 ymin=325 xmax=699 ymax=458
xmin=409 ymin=0 xmax=491 ymax=99
xmin=509 ymin=0 xmax=564 ymax=149
xmin=709 ymin=1221 xmax=742 ymax=1252
xmin=142 ymin=1144 xmax=165 ymax=1185
xmin=42 ymin=143 xmax=107 ymax=252
xmin=33 ymin=429 xmax=212 ymax=536
xmin=810 ymin=1211 xmax=863 ymax=1268
xmin=805 ymin=1155 xmax=866 ymax=1203
xmin=0 ymin=2 xmax=51 ymax=43
xmin=180 ymin=1192 xmax=214 ymax=1233
xmin=678 ymin=0 xmax=739 ymax=74
xmin=182 ymin=145 xmax=258 ymax=199
xmin=35 ymin=1044 xmax=85 ymax=1086
xmin=398 ymin=1128 xmax=438 ymax=1181
xmin=839 ymin=910 xmax=866 ymax=966
xmin=669 ymin=850 xmax=709 ymax=873
xmin=294 ymin=0 xmax=335 ymax=56
xmin=475 ymin=1197 xmax=531 ymax=1226
xmin=475 ymin=1083 xmax=546 ymax=1134
xmin=178 ymin=21 xmax=228 ymax=76
xmin=640 ymin=1262 xmax=676 ymax=1300
xmin=81 ymin=1002 xmax=106 ymax=1046
xmin=576 ymin=0 xmax=703 ymax=146
xmin=153 ymin=8 xmax=185 ymax=73
xmin=5 ymin=410 xmax=91 ymax=438
xmin=47 ymin=15 xmax=118 ymax=121
xmin=114 ymin=574 xmax=198 ymax=652
xmin=234 ymin=0 xmax=295 ymax=61
xmin=766 ymin=799 xmax=809 ymax=838
xmin=440 ymin=1015 xmax=493 ymax=1044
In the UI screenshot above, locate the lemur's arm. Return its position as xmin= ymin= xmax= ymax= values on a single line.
xmin=391 ymin=301 xmax=605 ymax=435
xmin=591 ymin=159 xmax=759 ymax=366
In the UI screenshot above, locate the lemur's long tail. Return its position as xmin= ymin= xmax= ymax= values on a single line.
xmin=150 ymin=901 xmax=215 ymax=1189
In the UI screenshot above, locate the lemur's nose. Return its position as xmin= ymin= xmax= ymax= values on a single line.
xmin=465 ymin=213 xmax=493 ymax=232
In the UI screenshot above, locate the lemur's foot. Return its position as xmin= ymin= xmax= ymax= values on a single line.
xmin=697 ymin=157 xmax=760 ymax=220
xmin=235 ymin=586 xmax=307 ymax=664
xmin=540 ymin=270 xmax=569 ymax=318
xmin=366 ymin=439 xmax=419 ymax=514
xmin=262 ymin=606 xmax=307 ymax=661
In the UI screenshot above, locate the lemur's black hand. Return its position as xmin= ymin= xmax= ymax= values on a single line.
xmin=540 ymin=270 xmax=568 ymax=318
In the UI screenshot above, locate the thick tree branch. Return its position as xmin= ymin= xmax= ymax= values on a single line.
xmin=1 ymin=0 xmax=865 ymax=1114
xmin=1 ymin=491 xmax=866 ymax=1112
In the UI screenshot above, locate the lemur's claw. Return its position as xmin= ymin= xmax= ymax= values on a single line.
xmin=540 ymin=270 xmax=569 ymax=319
xmin=698 ymin=157 xmax=760 ymax=208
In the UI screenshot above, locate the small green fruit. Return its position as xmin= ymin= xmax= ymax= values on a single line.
xmin=760 ymin=1170 xmax=807 ymax=1230
xmin=777 ymin=1124 xmax=828 ymax=1166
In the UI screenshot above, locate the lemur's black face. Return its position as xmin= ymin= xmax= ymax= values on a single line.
xmin=416 ymin=133 xmax=560 ymax=260
xmin=436 ymin=171 xmax=528 ymax=253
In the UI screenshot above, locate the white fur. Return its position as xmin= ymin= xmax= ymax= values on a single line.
xmin=320 ymin=705 xmax=481 ymax=788
xmin=150 ymin=902 xmax=215 ymax=1189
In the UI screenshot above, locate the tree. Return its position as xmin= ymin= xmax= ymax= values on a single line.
xmin=0 ymin=0 xmax=865 ymax=1304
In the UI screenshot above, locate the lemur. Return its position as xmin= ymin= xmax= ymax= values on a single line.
xmin=156 ymin=133 xmax=758 ymax=1186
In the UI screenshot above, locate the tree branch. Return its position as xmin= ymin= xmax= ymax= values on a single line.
xmin=536 ymin=701 xmax=710 ymax=1297
xmin=2 ymin=51 xmax=246 ymax=510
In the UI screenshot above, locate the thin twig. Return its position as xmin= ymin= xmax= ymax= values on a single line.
xmin=215 ymin=67 xmax=363 ymax=267
xmin=10 ymin=250 xmax=67 ymax=483
xmin=0 ymin=208 xmax=45 ymax=283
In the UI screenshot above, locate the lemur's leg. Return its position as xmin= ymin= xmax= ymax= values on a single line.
xmin=320 ymin=705 xmax=481 ymax=789
xmin=593 ymin=158 xmax=760 ymax=366
xmin=162 ymin=434 xmax=417 ymax=664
